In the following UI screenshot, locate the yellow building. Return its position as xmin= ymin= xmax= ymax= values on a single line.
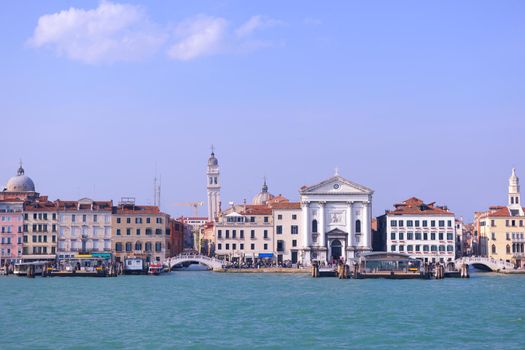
xmin=112 ymin=198 xmax=169 ymax=263
xmin=477 ymin=169 xmax=525 ymax=268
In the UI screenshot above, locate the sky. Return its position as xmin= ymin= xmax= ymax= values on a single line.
xmin=1 ymin=0 xmax=524 ymax=220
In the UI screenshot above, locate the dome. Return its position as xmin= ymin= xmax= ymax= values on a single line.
xmin=252 ymin=178 xmax=274 ymax=205
xmin=208 ymin=152 xmax=218 ymax=167
xmin=5 ymin=164 xmax=35 ymax=192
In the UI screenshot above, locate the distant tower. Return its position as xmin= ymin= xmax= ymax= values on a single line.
xmin=207 ymin=146 xmax=221 ymax=222
xmin=508 ymin=168 xmax=521 ymax=209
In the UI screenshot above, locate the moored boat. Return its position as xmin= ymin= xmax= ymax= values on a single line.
xmin=147 ymin=262 xmax=164 ymax=275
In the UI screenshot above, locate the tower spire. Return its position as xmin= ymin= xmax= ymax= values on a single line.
xmin=508 ymin=168 xmax=521 ymax=210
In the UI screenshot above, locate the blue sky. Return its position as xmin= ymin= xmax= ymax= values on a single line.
xmin=1 ymin=0 xmax=524 ymax=219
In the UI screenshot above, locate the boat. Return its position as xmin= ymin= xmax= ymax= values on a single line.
xmin=124 ymin=257 xmax=147 ymax=275
xmin=147 ymin=262 xmax=164 ymax=275
xmin=13 ymin=261 xmax=47 ymax=276
xmin=51 ymin=253 xmax=117 ymax=277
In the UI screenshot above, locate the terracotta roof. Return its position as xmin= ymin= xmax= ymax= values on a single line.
xmin=113 ymin=205 xmax=160 ymax=215
xmin=266 ymin=195 xmax=289 ymax=205
xmin=386 ymin=197 xmax=454 ymax=216
xmin=270 ymin=202 xmax=301 ymax=210
xmin=24 ymin=201 xmax=57 ymax=211
xmin=478 ymin=206 xmax=525 ymax=218
xmin=241 ymin=205 xmax=273 ymax=215
xmin=55 ymin=200 xmax=113 ymax=212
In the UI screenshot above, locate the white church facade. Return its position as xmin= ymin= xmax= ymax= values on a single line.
xmin=299 ymin=173 xmax=374 ymax=265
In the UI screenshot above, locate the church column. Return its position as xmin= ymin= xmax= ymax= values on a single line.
xmin=301 ymin=202 xmax=310 ymax=247
xmin=346 ymin=201 xmax=353 ymax=246
xmin=319 ymin=202 xmax=326 ymax=247
xmin=362 ymin=201 xmax=370 ymax=250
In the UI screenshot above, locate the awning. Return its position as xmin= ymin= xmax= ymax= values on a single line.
xmin=258 ymin=253 xmax=273 ymax=258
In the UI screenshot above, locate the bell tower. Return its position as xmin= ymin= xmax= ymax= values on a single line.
xmin=508 ymin=168 xmax=521 ymax=210
xmin=207 ymin=146 xmax=221 ymax=222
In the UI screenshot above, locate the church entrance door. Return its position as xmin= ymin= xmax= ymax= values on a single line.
xmin=330 ymin=239 xmax=342 ymax=262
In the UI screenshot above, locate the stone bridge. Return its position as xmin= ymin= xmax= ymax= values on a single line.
xmin=165 ymin=254 xmax=226 ymax=271
xmin=456 ymin=256 xmax=515 ymax=272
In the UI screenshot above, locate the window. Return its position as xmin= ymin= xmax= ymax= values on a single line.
xmin=398 ymin=220 xmax=404 ymax=227
xmin=423 ymin=232 xmax=428 ymax=240
xmin=146 ymin=229 xmax=152 ymax=235
xmin=491 ymin=220 xmax=495 ymax=227
xmin=407 ymin=220 xmax=413 ymax=227
xmin=438 ymin=220 xmax=445 ymax=227
xmin=240 ymin=230 xmax=244 ymax=239
xmin=93 ymin=215 xmax=98 ymax=223
xmin=356 ymin=220 xmax=362 ymax=233
xmin=506 ymin=245 xmax=511 ymax=254
xmin=415 ymin=245 xmax=420 ymax=252
xmin=117 ymin=218 xmax=121 ymax=224
xmin=391 ymin=232 xmax=396 ymax=240
xmin=447 ymin=220 xmax=452 ymax=227
xmin=407 ymin=245 xmax=413 ymax=251
xmin=126 ymin=228 xmax=131 ymax=236
xmin=277 ymin=215 xmax=283 ymax=220
xmin=264 ymin=243 xmax=268 ymax=250
xmin=291 ymin=225 xmax=298 ymax=235
xmin=407 ymin=232 xmax=414 ymax=240
xmin=391 ymin=245 xmax=396 ymax=251
xmin=136 ymin=229 xmax=141 ymax=236
xmin=415 ymin=220 xmax=420 ymax=227
xmin=126 ymin=218 xmax=131 ymax=224
xmin=447 ymin=245 xmax=454 ymax=252
xmin=277 ymin=240 xmax=284 ymax=252
xmin=250 ymin=217 xmax=255 ymax=223
xmin=491 ymin=232 xmax=496 ymax=240
xmin=83 ymin=215 xmax=87 ymax=223
xmin=312 ymin=220 xmax=318 ymax=233
xmin=439 ymin=245 xmax=445 ymax=252
xmin=218 ymin=230 xmax=222 ymax=239
xmin=115 ymin=243 xmax=122 ymax=252
xmin=218 ymin=243 xmax=222 ymax=250
xmin=292 ymin=214 xmax=297 ymax=220
xmin=423 ymin=245 xmax=429 ymax=252
xmin=264 ymin=230 xmax=268 ymax=239
xmin=399 ymin=232 xmax=404 ymax=240
xmin=390 ymin=220 xmax=397 ymax=227
xmin=439 ymin=232 xmax=444 ymax=240
xmin=276 ymin=226 xmax=283 ymax=235
xmin=225 ymin=243 xmax=230 ymax=250
xmin=155 ymin=229 xmax=162 ymax=235
xmin=264 ymin=217 xmax=269 ymax=223
xmin=240 ymin=243 xmax=244 ymax=250
xmin=431 ymin=245 xmax=437 ymax=252
xmin=232 ymin=230 xmax=237 ymax=239
xmin=251 ymin=230 xmax=255 ymax=239
xmin=399 ymin=245 xmax=404 ymax=252
xmin=431 ymin=232 xmax=436 ymax=240
xmin=125 ymin=242 xmax=132 ymax=252
xmin=415 ymin=232 xmax=422 ymax=240
xmin=430 ymin=220 xmax=436 ymax=227
xmin=447 ymin=232 xmax=453 ymax=240
xmin=147 ymin=218 xmax=151 ymax=224
xmin=292 ymin=240 xmax=297 ymax=247
xmin=422 ymin=220 xmax=428 ymax=227
xmin=251 ymin=243 xmax=255 ymax=250
xmin=155 ymin=242 xmax=162 ymax=252
xmin=72 ymin=214 xmax=76 ymax=223
xmin=135 ymin=242 xmax=142 ymax=251
xmin=225 ymin=230 xmax=230 ymax=239
xmin=145 ymin=242 xmax=152 ymax=252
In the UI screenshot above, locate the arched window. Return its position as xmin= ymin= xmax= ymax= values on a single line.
xmin=135 ymin=242 xmax=142 ymax=251
xmin=115 ymin=242 xmax=122 ymax=252
xmin=155 ymin=242 xmax=162 ymax=252
xmin=355 ymin=220 xmax=361 ymax=233
xmin=506 ymin=245 xmax=511 ymax=254
xmin=145 ymin=242 xmax=152 ymax=252
xmin=511 ymin=197 xmax=515 ymax=204
xmin=312 ymin=220 xmax=318 ymax=233
xmin=492 ymin=244 xmax=496 ymax=254
xmin=125 ymin=242 xmax=132 ymax=252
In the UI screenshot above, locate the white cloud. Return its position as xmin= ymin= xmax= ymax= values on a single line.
xmin=28 ymin=1 xmax=165 ymax=64
xmin=167 ymin=15 xmax=228 ymax=61
xmin=235 ymin=15 xmax=284 ymax=38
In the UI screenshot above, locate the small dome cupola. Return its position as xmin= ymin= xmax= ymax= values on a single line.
xmin=5 ymin=161 xmax=36 ymax=192
xmin=252 ymin=177 xmax=275 ymax=205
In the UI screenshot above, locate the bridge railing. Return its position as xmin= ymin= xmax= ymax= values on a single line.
xmin=457 ymin=256 xmax=515 ymax=270
xmin=165 ymin=254 xmax=227 ymax=268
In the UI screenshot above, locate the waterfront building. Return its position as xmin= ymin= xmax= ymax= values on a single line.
xmin=0 ymin=200 xmax=23 ymax=265
xmin=377 ymin=197 xmax=456 ymax=263
xmin=299 ymin=172 xmax=374 ymax=265
xmin=272 ymin=201 xmax=302 ymax=264
xmin=56 ymin=198 xmax=113 ymax=259
xmin=476 ymin=169 xmax=525 ymax=268
xmin=22 ymin=197 xmax=58 ymax=261
xmin=207 ymin=149 xmax=221 ymax=222
xmin=168 ymin=218 xmax=184 ymax=257
xmin=112 ymin=198 xmax=170 ymax=263
xmin=214 ymin=181 xmax=277 ymax=262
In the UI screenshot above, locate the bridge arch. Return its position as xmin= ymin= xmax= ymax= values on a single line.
xmin=455 ymin=256 xmax=514 ymax=272
xmin=166 ymin=254 xmax=226 ymax=271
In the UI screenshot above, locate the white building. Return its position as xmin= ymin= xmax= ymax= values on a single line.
xmin=272 ymin=202 xmax=302 ymax=264
xmin=207 ymin=149 xmax=221 ymax=222
xmin=378 ymin=197 xmax=456 ymax=264
xmin=299 ymin=173 xmax=374 ymax=265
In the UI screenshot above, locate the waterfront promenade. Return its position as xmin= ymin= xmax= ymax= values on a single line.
xmin=1 ymin=272 xmax=524 ymax=349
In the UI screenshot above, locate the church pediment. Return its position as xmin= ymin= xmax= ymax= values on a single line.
xmin=300 ymin=176 xmax=373 ymax=195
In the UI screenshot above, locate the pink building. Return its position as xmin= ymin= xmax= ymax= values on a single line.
xmin=0 ymin=200 xmax=24 ymax=265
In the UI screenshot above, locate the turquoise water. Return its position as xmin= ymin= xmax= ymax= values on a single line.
xmin=1 ymin=272 xmax=524 ymax=349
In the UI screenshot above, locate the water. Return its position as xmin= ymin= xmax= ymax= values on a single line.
xmin=1 ymin=272 xmax=524 ymax=349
